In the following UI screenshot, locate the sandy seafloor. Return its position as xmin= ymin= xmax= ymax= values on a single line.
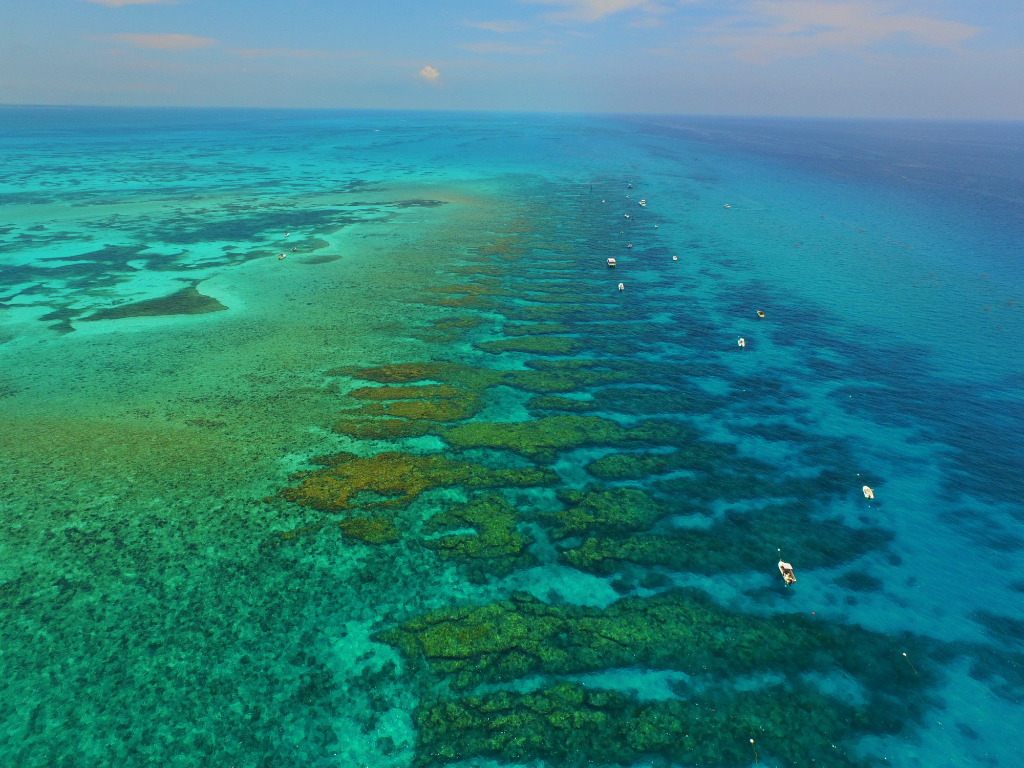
xmin=0 ymin=108 xmax=1022 ymax=768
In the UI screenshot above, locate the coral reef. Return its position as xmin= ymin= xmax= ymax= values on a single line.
xmin=346 ymin=385 xmax=466 ymax=401
xmin=475 ymin=336 xmax=579 ymax=356
xmin=587 ymin=443 xmax=736 ymax=480
xmin=558 ymin=503 xmax=893 ymax=576
xmin=379 ymin=590 xmax=931 ymax=732
xmin=546 ymin=488 xmax=667 ymax=538
xmin=83 ymin=286 xmax=227 ymax=321
xmin=501 ymin=323 xmax=570 ymax=336
xmin=657 ymin=466 xmax=849 ymax=504
xmin=423 ymin=494 xmax=535 ymax=581
xmin=526 ymin=395 xmax=595 ymax=414
xmin=280 ymin=451 xmax=557 ymax=511
xmin=339 ymin=517 xmax=401 ymax=544
xmin=332 ymin=418 xmax=433 ymax=440
xmin=444 ymin=416 xmax=690 ymax=462
xmin=414 ymin=683 xmax=870 ymax=768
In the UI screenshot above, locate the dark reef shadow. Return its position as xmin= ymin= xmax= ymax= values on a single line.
xmin=82 ymin=286 xmax=227 ymax=322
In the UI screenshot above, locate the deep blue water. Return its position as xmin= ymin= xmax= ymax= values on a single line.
xmin=0 ymin=108 xmax=1022 ymax=768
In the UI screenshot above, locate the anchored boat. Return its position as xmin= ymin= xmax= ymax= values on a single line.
xmin=778 ymin=560 xmax=796 ymax=585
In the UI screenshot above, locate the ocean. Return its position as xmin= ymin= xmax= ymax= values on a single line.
xmin=1 ymin=107 xmax=1022 ymax=768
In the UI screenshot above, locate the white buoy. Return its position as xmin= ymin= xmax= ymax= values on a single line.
xmin=738 ymin=337 xmax=745 ymax=348
xmin=618 ymin=282 xmax=625 ymax=292
xmin=863 ymin=486 xmax=874 ymax=499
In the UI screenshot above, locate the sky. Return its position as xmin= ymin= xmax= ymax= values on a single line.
xmin=0 ymin=0 xmax=1021 ymax=118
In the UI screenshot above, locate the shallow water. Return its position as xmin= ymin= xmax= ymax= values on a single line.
xmin=1 ymin=108 xmax=1022 ymax=768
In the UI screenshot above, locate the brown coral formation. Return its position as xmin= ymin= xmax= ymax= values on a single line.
xmin=279 ymin=451 xmax=556 ymax=511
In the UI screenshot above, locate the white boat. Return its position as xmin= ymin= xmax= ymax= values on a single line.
xmin=639 ymin=199 xmax=646 ymax=206
xmin=778 ymin=560 xmax=796 ymax=585
xmin=607 ymin=258 xmax=616 ymax=267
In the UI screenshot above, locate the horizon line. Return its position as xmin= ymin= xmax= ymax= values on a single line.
xmin=1 ymin=103 xmax=1022 ymax=124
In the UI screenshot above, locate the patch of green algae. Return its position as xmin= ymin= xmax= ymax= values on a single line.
xmin=444 ymin=416 xmax=691 ymax=462
xmin=415 ymin=683 xmax=868 ymax=768
xmin=339 ymin=517 xmax=401 ymax=544
xmin=279 ymin=452 xmax=556 ymax=511
xmin=423 ymin=494 xmax=534 ymax=581
xmin=546 ymin=488 xmax=666 ymax=538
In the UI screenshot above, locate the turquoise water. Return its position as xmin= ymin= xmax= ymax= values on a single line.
xmin=1 ymin=108 xmax=1022 ymax=768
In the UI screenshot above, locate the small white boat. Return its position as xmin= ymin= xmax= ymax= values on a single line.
xmin=627 ymin=243 xmax=633 ymax=249
xmin=724 ymin=205 xmax=731 ymax=209
xmin=863 ymin=486 xmax=874 ymax=499
xmin=607 ymin=258 xmax=616 ymax=267
xmin=625 ymin=214 xmax=630 ymax=218
xmin=672 ymin=255 xmax=678 ymax=261
xmin=618 ymin=282 xmax=625 ymax=291
xmin=778 ymin=560 xmax=796 ymax=585
xmin=738 ymin=338 xmax=745 ymax=348
xmin=639 ymin=199 xmax=646 ymax=207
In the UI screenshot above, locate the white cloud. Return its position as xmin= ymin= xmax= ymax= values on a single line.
xmin=460 ymin=41 xmax=546 ymax=54
xmin=418 ymin=65 xmax=440 ymax=82
xmin=466 ymin=20 xmax=530 ymax=33
xmin=709 ymin=1 xmax=980 ymax=63
xmin=106 ymin=33 xmax=217 ymax=50
xmin=79 ymin=0 xmax=169 ymax=6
